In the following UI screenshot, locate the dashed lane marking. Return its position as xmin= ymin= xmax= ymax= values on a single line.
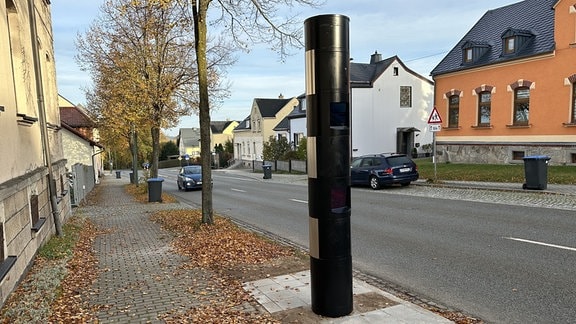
xmin=504 ymin=237 xmax=576 ymax=252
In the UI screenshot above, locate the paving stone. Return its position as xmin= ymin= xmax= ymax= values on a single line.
xmin=81 ymin=177 xmax=220 ymax=323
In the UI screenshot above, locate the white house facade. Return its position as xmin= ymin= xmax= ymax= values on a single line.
xmin=350 ymin=53 xmax=435 ymax=157
xmin=272 ymin=54 xmax=434 ymax=159
xmin=59 ymin=96 xmax=104 ymax=185
xmin=286 ymin=94 xmax=307 ymax=149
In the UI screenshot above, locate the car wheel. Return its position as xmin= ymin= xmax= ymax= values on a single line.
xmin=177 ymin=182 xmax=181 ymax=190
xmin=401 ymin=182 xmax=410 ymax=187
xmin=369 ymin=176 xmax=381 ymax=190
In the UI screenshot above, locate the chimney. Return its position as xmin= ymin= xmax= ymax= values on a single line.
xmin=278 ymin=93 xmax=284 ymax=99
xmin=370 ymin=51 xmax=382 ymax=64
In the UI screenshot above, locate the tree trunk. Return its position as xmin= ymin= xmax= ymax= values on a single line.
xmin=193 ymin=0 xmax=213 ymax=225
xmin=131 ymin=124 xmax=139 ymax=186
xmin=151 ymin=125 xmax=160 ymax=179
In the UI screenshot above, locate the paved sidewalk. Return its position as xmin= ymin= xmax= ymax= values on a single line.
xmin=220 ymin=168 xmax=575 ymax=196
xmin=243 ymin=270 xmax=451 ymax=323
xmin=82 ymin=175 xmax=231 ymax=322
xmin=414 ymin=179 xmax=576 ymax=196
xmin=80 ymin=173 xmax=452 ymax=323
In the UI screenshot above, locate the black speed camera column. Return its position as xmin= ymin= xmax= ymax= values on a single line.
xmin=304 ymin=14 xmax=352 ymax=318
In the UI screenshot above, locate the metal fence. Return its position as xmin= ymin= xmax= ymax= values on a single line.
xmin=252 ymin=159 xmax=307 ymax=173
xmin=69 ymin=163 xmax=95 ymax=206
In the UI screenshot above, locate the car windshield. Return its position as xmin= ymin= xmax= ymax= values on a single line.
xmin=351 ymin=158 xmax=362 ymax=168
xmin=183 ymin=166 xmax=201 ymax=175
xmin=386 ymin=156 xmax=412 ymax=167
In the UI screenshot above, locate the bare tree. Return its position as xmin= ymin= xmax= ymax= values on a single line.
xmin=187 ymin=0 xmax=323 ymax=224
xmin=77 ymin=0 xmax=232 ymax=179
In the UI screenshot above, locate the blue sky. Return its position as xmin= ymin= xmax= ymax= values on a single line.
xmin=51 ymin=0 xmax=516 ymax=137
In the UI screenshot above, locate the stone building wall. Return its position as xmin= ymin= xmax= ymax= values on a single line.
xmin=0 ymin=160 xmax=71 ymax=305
xmin=437 ymin=144 xmax=576 ymax=165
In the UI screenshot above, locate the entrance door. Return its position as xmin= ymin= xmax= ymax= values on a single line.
xmin=396 ymin=128 xmax=419 ymax=157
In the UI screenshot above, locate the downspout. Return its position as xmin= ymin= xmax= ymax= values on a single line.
xmin=28 ymin=0 xmax=62 ymax=235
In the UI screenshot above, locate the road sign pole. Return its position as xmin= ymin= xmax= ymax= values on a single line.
xmin=433 ymin=131 xmax=437 ymax=181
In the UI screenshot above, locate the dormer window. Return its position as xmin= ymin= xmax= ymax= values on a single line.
xmin=504 ymin=37 xmax=516 ymax=54
xmin=461 ymin=40 xmax=490 ymax=65
xmin=464 ymin=48 xmax=473 ymax=63
xmin=501 ymin=28 xmax=534 ymax=56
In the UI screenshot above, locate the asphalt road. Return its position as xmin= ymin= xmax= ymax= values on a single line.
xmin=159 ymin=169 xmax=576 ymax=324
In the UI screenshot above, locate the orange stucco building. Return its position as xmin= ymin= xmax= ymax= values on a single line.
xmin=431 ymin=0 xmax=576 ymax=165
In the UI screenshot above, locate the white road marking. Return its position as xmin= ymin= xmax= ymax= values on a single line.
xmin=231 ymin=188 xmax=246 ymax=193
xmin=219 ymin=176 xmax=256 ymax=182
xmin=290 ymin=199 xmax=308 ymax=204
xmin=504 ymin=237 xmax=576 ymax=252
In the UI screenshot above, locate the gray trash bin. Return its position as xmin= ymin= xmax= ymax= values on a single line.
xmin=522 ymin=155 xmax=550 ymax=190
xmin=130 ymin=172 xmax=135 ymax=184
xmin=262 ymin=164 xmax=272 ymax=179
xmin=147 ymin=178 xmax=164 ymax=202
xmin=115 ymin=171 xmax=121 ymax=179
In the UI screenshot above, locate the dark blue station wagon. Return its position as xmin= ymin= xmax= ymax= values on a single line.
xmin=177 ymin=165 xmax=203 ymax=191
xmin=350 ymin=154 xmax=419 ymax=189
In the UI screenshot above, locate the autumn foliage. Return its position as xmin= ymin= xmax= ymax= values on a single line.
xmin=152 ymin=209 xmax=298 ymax=323
xmin=151 ymin=210 xmax=293 ymax=269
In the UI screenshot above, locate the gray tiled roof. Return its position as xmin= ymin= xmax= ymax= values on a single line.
xmin=350 ymin=55 xmax=432 ymax=87
xmin=287 ymin=108 xmax=306 ymax=119
xmin=431 ymin=0 xmax=556 ymax=76
xmin=234 ymin=116 xmax=251 ymax=131
xmin=350 ymin=56 xmax=396 ymax=86
xmin=210 ymin=121 xmax=236 ymax=134
xmin=273 ymin=117 xmax=290 ymax=131
xmin=255 ymin=98 xmax=293 ymax=117
xmin=287 ymin=94 xmax=306 ymax=119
